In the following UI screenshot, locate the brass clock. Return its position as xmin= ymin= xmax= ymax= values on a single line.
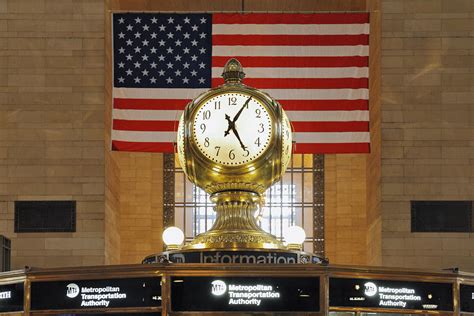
xmin=177 ymin=58 xmax=292 ymax=250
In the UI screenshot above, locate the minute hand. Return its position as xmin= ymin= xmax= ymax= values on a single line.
xmin=230 ymin=126 xmax=247 ymax=151
xmin=232 ymin=96 xmax=252 ymax=123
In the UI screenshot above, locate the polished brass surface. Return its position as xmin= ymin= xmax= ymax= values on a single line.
xmin=287 ymin=243 xmax=303 ymax=251
xmin=183 ymin=191 xmax=284 ymax=250
xmin=221 ymin=58 xmax=245 ymax=83
xmin=177 ymin=58 xmax=292 ymax=250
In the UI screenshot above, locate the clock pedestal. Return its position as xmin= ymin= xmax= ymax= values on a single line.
xmin=176 ymin=58 xmax=293 ymax=252
xmin=183 ymin=191 xmax=283 ymax=250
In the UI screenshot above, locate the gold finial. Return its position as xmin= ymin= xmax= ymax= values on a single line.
xmin=222 ymin=58 xmax=245 ymax=83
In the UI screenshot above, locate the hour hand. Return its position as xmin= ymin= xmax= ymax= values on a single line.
xmin=224 ymin=114 xmax=233 ymax=137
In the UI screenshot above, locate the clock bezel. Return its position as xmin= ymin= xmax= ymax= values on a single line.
xmin=185 ymin=85 xmax=280 ymax=173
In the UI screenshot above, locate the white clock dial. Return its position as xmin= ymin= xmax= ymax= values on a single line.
xmin=192 ymin=92 xmax=272 ymax=166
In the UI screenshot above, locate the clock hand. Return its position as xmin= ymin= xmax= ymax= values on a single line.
xmin=232 ymin=96 xmax=252 ymax=123
xmin=224 ymin=114 xmax=233 ymax=137
xmin=225 ymin=96 xmax=251 ymax=142
xmin=230 ymin=126 xmax=247 ymax=151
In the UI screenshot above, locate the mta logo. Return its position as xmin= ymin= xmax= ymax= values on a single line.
xmin=211 ymin=280 xmax=227 ymax=296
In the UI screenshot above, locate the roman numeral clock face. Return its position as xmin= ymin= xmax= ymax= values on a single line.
xmin=192 ymin=92 xmax=272 ymax=166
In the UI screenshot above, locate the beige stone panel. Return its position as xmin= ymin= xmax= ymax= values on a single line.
xmin=403 ymin=37 xmax=441 ymax=50
xmin=382 ymin=183 xmax=404 ymax=196
xmin=43 ymin=129 xmax=80 ymax=141
xmin=44 ymin=0 xmax=74 ymax=14
xmin=442 ymin=37 xmax=472 ymax=50
xmin=83 ymin=183 xmax=105 ymax=195
xmin=403 ymin=146 xmax=441 ymax=158
xmin=78 ymin=220 xmax=104 ymax=233
xmin=382 ymin=19 xmax=405 ymax=34
xmin=441 ymin=147 xmax=473 ymax=159
xmin=13 ymin=256 xmax=46 ymax=268
xmin=382 ymin=146 xmax=403 ymax=159
xmin=44 ymin=75 xmax=83 ymax=87
xmin=8 ymin=74 xmax=45 ymax=87
xmin=383 ymin=165 xmax=404 ymax=177
xmin=0 ymin=73 xmax=8 ymax=87
xmin=382 ymin=38 xmax=405 ymax=52
xmin=72 ymin=250 xmax=104 ymax=260
xmin=441 ymin=165 xmax=469 ymax=178
xmin=0 ymin=0 xmax=6 ymax=13
xmin=8 ymin=165 xmax=46 ymax=178
xmin=83 ymin=92 xmax=103 ymax=104
xmin=7 ymin=183 xmax=47 ymax=195
xmin=7 ymin=0 xmax=45 ymax=13
xmin=402 ymin=110 xmax=442 ymax=124
xmin=7 ymin=146 xmax=45 ymax=160
xmin=442 ymin=92 xmax=474 ymax=104
xmin=110 ymin=0 xmax=241 ymax=11
xmin=81 ymin=256 xmax=104 ymax=266
xmin=382 ymin=56 xmax=404 ymax=68
xmin=404 ymin=73 xmax=441 ymax=86
xmin=46 ymin=38 xmax=83 ymax=51
xmin=82 ymin=147 xmax=105 ymax=160
xmin=442 ymin=19 xmax=473 ymax=32
xmin=405 ymin=19 xmax=441 ymax=32
xmin=382 ymin=111 xmax=403 ymax=123
xmin=404 ymin=165 xmax=441 ymax=177
xmin=382 ymin=0 xmax=403 ymax=13
xmin=8 ymin=38 xmax=46 ymax=50
xmin=43 ymin=111 xmax=76 ymax=124
xmin=403 ymin=0 xmax=442 ymax=13
xmin=13 ymin=238 xmax=46 ymax=250
xmin=44 ymin=20 xmax=82 ymax=33
xmin=441 ymin=128 xmax=471 ymax=141
xmin=442 ymin=238 xmax=474 ymax=250
xmin=404 ymin=129 xmax=442 ymax=141
xmin=45 ymin=146 xmax=82 ymax=159
xmin=7 ymin=20 xmax=45 ymax=33
xmin=83 ymin=38 xmax=103 ymax=50
xmin=5 ymin=110 xmax=44 ymax=123
xmin=45 ymin=56 xmax=82 ymax=68
xmin=42 ymin=256 xmax=82 ymax=268
xmin=244 ymin=0 xmax=367 ymax=11
xmin=45 ymin=237 xmax=103 ymax=250
xmin=45 ymin=183 xmax=82 ymax=195
xmin=441 ymin=0 xmax=473 ymax=12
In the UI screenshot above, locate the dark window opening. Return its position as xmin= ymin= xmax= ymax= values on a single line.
xmin=411 ymin=201 xmax=473 ymax=232
xmin=15 ymin=201 xmax=76 ymax=233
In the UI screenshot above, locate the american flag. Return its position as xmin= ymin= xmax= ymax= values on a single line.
xmin=112 ymin=13 xmax=370 ymax=153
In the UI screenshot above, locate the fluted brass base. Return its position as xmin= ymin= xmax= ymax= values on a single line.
xmin=183 ymin=191 xmax=284 ymax=250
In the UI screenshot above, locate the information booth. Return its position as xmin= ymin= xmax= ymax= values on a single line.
xmin=0 ymin=263 xmax=473 ymax=315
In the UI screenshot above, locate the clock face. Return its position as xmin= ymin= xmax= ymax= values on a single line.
xmin=192 ymin=92 xmax=273 ymax=166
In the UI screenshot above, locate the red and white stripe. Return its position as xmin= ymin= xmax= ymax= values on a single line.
xmin=112 ymin=13 xmax=370 ymax=154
